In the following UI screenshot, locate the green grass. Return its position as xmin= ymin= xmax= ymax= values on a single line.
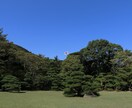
xmin=0 ymin=91 xmax=132 ymax=108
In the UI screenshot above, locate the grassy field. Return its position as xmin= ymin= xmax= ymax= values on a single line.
xmin=0 ymin=91 xmax=132 ymax=108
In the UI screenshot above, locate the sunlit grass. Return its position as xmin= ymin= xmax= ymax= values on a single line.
xmin=0 ymin=91 xmax=131 ymax=108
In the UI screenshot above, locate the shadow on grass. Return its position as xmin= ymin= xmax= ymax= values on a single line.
xmin=9 ymin=91 xmax=26 ymax=93
xmin=0 ymin=90 xmax=26 ymax=93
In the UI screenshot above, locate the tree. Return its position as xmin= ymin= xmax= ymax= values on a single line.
xmin=48 ymin=57 xmax=63 ymax=90
xmin=33 ymin=75 xmax=52 ymax=90
xmin=81 ymin=39 xmax=123 ymax=76
xmin=111 ymin=50 xmax=132 ymax=70
xmin=62 ymin=54 xmax=85 ymax=97
xmin=0 ymin=28 xmax=7 ymax=42
xmin=83 ymin=75 xmax=100 ymax=96
xmin=94 ymin=73 xmax=106 ymax=90
xmin=111 ymin=50 xmax=132 ymax=91
xmin=64 ymin=71 xmax=84 ymax=97
xmin=1 ymin=75 xmax=21 ymax=92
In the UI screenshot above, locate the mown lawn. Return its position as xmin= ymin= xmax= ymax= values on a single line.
xmin=0 ymin=91 xmax=131 ymax=108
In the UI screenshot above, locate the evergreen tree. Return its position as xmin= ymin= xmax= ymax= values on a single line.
xmin=62 ymin=54 xmax=85 ymax=97
xmin=1 ymin=75 xmax=21 ymax=92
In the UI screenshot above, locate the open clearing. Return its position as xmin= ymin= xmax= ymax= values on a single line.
xmin=0 ymin=91 xmax=132 ymax=108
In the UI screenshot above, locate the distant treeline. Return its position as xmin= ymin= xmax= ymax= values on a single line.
xmin=0 ymin=29 xmax=132 ymax=97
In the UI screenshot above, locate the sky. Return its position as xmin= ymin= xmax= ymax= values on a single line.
xmin=0 ymin=0 xmax=132 ymax=60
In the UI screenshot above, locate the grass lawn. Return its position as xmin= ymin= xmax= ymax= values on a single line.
xmin=0 ymin=91 xmax=132 ymax=108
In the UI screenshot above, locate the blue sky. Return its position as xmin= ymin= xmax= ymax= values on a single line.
xmin=0 ymin=0 xmax=132 ymax=59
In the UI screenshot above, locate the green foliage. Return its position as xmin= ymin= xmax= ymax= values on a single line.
xmin=0 ymin=28 xmax=7 ymax=42
xmin=34 ymin=75 xmax=52 ymax=90
xmin=62 ymin=54 xmax=100 ymax=97
xmin=64 ymin=71 xmax=84 ymax=97
xmin=83 ymin=75 xmax=100 ymax=96
xmin=81 ymin=39 xmax=123 ymax=75
xmin=62 ymin=54 xmax=85 ymax=97
xmin=47 ymin=57 xmax=63 ymax=90
xmin=1 ymin=75 xmax=21 ymax=92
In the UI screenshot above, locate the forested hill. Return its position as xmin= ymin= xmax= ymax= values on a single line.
xmin=0 ymin=29 xmax=132 ymax=97
xmin=0 ymin=29 xmax=62 ymax=91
